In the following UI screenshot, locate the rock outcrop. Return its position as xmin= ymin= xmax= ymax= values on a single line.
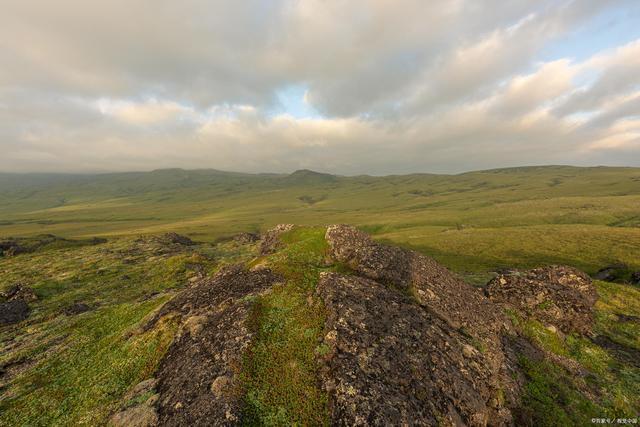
xmin=146 ymin=264 xmax=282 ymax=426
xmin=232 ymin=232 xmax=260 ymax=244
xmin=318 ymin=272 xmax=511 ymax=426
xmin=324 ymin=224 xmax=517 ymax=416
xmin=1 ymin=284 xmax=37 ymax=325
xmin=259 ymin=224 xmax=294 ymax=255
xmin=1 ymin=284 xmax=38 ymax=302
xmin=485 ymin=266 xmax=597 ymax=334
xmin=325 ymin=225 xmax=510 ymax=339
xmin=154 ymin=232 xmax=195 ymax=246
xmin=136 ymin=224 xmax=601 ymax=426
xmin=0 ymin=300 xmax=30 ymax=325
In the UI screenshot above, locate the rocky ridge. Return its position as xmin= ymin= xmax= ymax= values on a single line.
xmin=113 ymin=224 xmax=600 ymax=426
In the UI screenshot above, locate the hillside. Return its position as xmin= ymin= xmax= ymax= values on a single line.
xmin=1 ymin=225 xmax=639 ymax=425
xmin=1 ymin=166 xmax=640 ymax=282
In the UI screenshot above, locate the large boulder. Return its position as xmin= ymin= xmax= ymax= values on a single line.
xmin=324 ymin=225 xmax=519 ymax=425
xmin=317 ymin=272 xmax=512 ymax=426
xmin=485 ymin=266 xmax=597 ymax=334
xmin=324 ymin=225 xmax=512 ymax=367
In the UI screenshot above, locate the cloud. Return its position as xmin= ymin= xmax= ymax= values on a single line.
xmin=0 ymin=0 xmax=639 ymax=174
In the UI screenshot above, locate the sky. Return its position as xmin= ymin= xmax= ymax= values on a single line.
xmin=1 ymin=0 xmax=639 ymax=175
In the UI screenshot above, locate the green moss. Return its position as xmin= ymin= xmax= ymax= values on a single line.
xmin=509 ymin=280 xmax=640 ymax=422
xmin=594 ymin=281 xmax=640 ymax=351
xmin=241 ymin=227 xmax=329 ymax=425
xmin=521 ymin=319 xmax=569 ymax=357
xmin=517 ymin=356 xmax=603 ymax=426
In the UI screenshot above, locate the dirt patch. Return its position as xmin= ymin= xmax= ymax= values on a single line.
xmin=148 ymin=264 xmax=282 ymax=426
xmin=317 ymin=272 xmax=514 ymax=426
xmin=485 ymin=266 xmax=597 ymax=334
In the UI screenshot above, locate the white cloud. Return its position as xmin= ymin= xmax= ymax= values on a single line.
xmin=0 ymin=0 xmax=639 ymax=174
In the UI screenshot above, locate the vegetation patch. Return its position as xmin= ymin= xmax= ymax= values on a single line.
xmin=509 ymin=280 xmax=640 ymax=423
xmin=241 ymin=227 xmax=330 ymax=425
xmin=0 ymin=235 xmax=253 ymax=426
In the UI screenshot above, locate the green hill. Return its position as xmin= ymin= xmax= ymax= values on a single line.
xmin=1 ymin=165 xmax=639 ymax=280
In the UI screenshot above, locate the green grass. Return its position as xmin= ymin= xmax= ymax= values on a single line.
xmin=241 ymin=227 xmax=329 ymax=426
xmin=0 ymin=300 xmax=176 ymax=426
xmin=2 ymin=166 xmax=639 ymax=283
xmin=509 ymin=280 xmax=640 ymax=423
xmin=516 ymin=356 xmax=603 ymax=426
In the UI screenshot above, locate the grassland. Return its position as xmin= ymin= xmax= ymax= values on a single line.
xmin=1 ymin=165 xmax=639 ymax=425
xmin=2 ymin=166 xmax=640 ymax=282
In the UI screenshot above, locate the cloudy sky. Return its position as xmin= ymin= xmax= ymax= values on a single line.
xmin=1 ymin=0 xmax=639 ymax=174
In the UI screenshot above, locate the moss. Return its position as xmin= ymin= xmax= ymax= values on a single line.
xmin=509 ymin=280 xmax=640 ymax=421
xmin=241 ymin=227 xmax=330 ymax=425
xmin=517 ymin=356 xmax=603 ymax=426
xmin=521 ymin=319 xmax=569 ymax=357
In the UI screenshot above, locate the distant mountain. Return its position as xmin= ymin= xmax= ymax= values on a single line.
xmin=283 ymin=169 xmax=338 ymax=185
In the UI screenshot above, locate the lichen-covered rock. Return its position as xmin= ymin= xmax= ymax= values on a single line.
xmin=325 ymin=224 xmax=509 ymax=335
xmin=232 ymin=232 xmax=260 ymax=244
xmin=485 ymin=265 xmax=597 ymax=334
xmin=1 ymin=284 xmax=38 ymax=302
xmin=149 ymin=264 xmax=282 ymax=426
xmin=259 ymin=224 xmax=294 ymax=255
xmin=147 ymin=264 xmax=280 ymax=327
xmin=0 ymin=300 xmax=30 ymax=325
xmin=110 ymin=379 xmax=159 ymax=427
xmin=317 ymin=272 xmax=512 ymax=426
xmin=109 ymin=404 xmax=158 ymax=427
xmin=324 ymin=225 xmax=516 ymax=405
xmin=156 ymin=232 xmax=195 ymax=246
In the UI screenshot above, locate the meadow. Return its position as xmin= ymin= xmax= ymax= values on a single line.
xmin=2 ymin=165 xmax=639 ymax=281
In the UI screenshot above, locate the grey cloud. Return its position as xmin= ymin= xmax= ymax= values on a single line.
xmin=0 ymin=0 xmax=639 ymax=174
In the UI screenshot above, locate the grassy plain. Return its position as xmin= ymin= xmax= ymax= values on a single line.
xmin=2 ymin=166 xmax=639 ymax=280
